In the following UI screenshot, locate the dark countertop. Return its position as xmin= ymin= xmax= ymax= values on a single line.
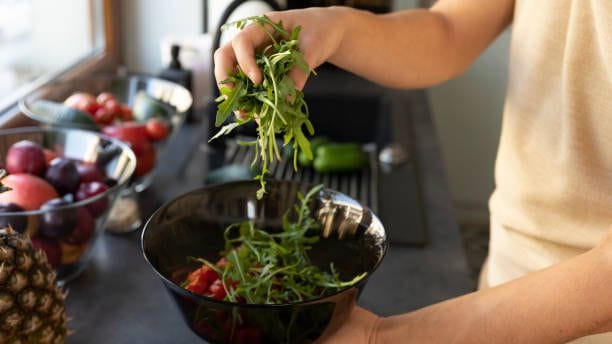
xmin=64 ymin=82 xmax=472 ymax=343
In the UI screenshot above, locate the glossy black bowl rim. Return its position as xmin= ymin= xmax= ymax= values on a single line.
xmin=141 ymin=180 xmax=389 ymax=309
xmin=0 ymin=126 xmax=137 ymax=216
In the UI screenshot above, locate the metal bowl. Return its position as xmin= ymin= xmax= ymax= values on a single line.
xmin=18 ymin=74 xmax=192 ymax=192
xmin=0 ymin=127 xmax=136 ymax=284
xmin=141 ymin=180 xmax=387 ymax=343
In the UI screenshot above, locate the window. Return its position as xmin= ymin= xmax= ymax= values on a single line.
xmin=0 ymin=0 xmax=113 ymax=115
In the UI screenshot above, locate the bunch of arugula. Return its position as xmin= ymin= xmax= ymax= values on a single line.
xmin=194 ymin=185 xmax=366 ymax=304
xmin=211 ymin=15 xmax=315 ymax=199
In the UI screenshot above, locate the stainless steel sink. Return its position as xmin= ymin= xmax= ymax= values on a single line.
xmin=302 ymin=93 xmax=391 ymax=145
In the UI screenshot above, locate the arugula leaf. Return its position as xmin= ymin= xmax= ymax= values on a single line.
xmin=189 ymin=185 xmax=367 ymax=304
xmin=208 ymin=122 xmax=242 ymax=142
xmin=215 ymin=78 xmax=246 ymax=127
xmin=211 ymin=15 xmax=315 ymax=199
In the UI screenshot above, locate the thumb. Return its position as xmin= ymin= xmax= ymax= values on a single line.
xmin=288 ymin=67 xmax=310 ymax=91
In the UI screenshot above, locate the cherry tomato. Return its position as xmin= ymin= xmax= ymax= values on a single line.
xmin=96 ymin=92 xmax=115 ymax=105
xmin=65 ymin=92 xmax=98 ymax=115
xmin=120 ymin=104 xmax=134 ymax=121
xmin=145 ymin=118 xmax=169 ymax=141
xmin=94 ymin=107 xmax=114 ymax=125
xmin=186 ymin=278 xmax=209 ymax=295
xmin=186 ymin=268 xmax=201 ymax=284
xmin=104 ymin=99 xmax=122 ymax=117
xmin=207 ymin=279 xmax=226 ymax=300
xmin=185 ymin=268 xmax=210 ymax=294
xmin=199 ymin=266 xmax=219 ymax=284
xmin=65 ymin=92 xmax=93 ymax=107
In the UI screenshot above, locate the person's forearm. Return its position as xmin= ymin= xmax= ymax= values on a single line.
xmin=328 ymin=0 xmax=513 ymax=89
xmin=374 ymin=248 xmax=612 ymax=343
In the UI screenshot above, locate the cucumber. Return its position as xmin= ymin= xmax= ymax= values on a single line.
xmin=313 ymin=143 xmax=367 ymax=173
xmin=28 ymin=100 xmax=99 ymax=131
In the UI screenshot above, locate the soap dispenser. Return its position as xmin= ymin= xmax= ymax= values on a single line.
xmin=158 ymin=44 xmax=194 ymax=121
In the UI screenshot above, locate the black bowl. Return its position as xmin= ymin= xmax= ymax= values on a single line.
xmin=141 ymin=180 xmax=387 ymax=343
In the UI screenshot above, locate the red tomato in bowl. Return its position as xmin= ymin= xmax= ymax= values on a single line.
xmin=185 ymin=266 xmax=219 ymax=295
xmin=96 ymin=92 xmax=115 ymax=105
xmin=102 ymin=122 xmax=148 ymax=148
xmin=64 ymin=92 xmax=100 ymax=115
xmin=145 ymin=118 xmax=169 ymax=141
xmin=134 ymin=142 xmax=155 ymax=177
xmin=206 ymin=279 xmax=226 ymax=300
xmin=102 ymin=122 xmax=157 ymax=177
xmin=104 ymin=100 xmax=122 ymax=118
xmin=120 ymin=104 xmax=134 ymax=121
xmin=93 ymin=107 xmax=115 ymax=125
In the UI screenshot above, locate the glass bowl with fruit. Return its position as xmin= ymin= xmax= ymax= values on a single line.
xmin=0 ymin=127 xmax=136 ymax=284
xmin=18 ymin=75 xmax=193 ymax=193
xmin=142 ymin=180 xmax=388 ymax=343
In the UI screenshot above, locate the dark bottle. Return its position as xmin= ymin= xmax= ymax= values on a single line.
xmin=158 ymin=44 xmax=195 ymax=121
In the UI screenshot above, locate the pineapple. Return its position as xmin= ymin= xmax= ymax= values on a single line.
xmin=0 ymin=226 xmax=67 ymax=344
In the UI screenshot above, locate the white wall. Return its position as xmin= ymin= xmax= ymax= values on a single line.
xmin=120 ymin=0 xmax=284 ymax=74
xmin=429 ymin=30 xmax=510 ymax=222
xmin=120 ymin=0 xmax=203 ymax=73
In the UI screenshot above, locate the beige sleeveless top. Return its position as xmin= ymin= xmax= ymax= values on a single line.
xmin=485 ymin=0 xmax=612 ymax=290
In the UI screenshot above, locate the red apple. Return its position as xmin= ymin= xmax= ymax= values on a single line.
xmin=0 ymin=174 xmax=58 ymax=210
xmin=6 ymin=140 xmax=47 ymax=177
